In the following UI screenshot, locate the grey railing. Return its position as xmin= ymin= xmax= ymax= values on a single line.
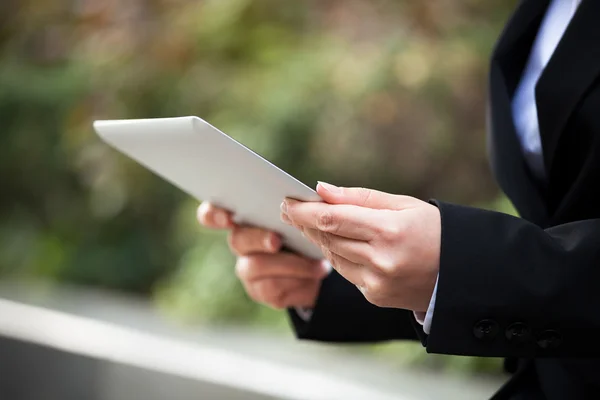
xmin=0 ymin=282 xmax=503 ymax=400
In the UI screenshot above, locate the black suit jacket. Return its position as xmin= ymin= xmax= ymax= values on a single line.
xmin=289 ymin=0 xmax=600 ymax=398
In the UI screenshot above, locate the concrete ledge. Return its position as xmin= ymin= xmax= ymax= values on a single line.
xmin=0 ymin=283 xmax=504 ymax=399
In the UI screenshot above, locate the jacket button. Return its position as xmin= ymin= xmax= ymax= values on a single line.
xmin=537 ymin=330 xmax=562 ymax=350
xmin=473 ymin=319 xmax=499 ymax=340
xmin=505 ymin=322 xmax=532 ymax=344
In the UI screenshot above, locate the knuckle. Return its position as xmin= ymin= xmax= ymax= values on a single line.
xmin=365 ymin=249 xmax=378 ymax=266
xmin=364 ymin=274 xmax=387 ymax=297
xmin=316 ymin=210 xmax=336 ymax=232
xmin=370 ymin=213 xmax=402 ymax=239
xmin=361 ymin=282 xmax=387 ymax=307
xmin=382 ymin=221 xmax=404 ymax=239
xmin=260 ymin=231 xmax=273 ymax=251
xmin=369 ymin=253 xmax=397 ymax=276
xmin=234 ymin=256 xmax=252 ymax=279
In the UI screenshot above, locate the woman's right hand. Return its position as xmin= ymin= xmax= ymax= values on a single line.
xmin=196 ymin=202 xmax=329 ymax=310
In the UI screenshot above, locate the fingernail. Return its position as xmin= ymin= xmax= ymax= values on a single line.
xmin=280 ymin=201 xmax=288 ymax=214
xmin=281 ymin=212 xmax=291 ymax=224
xmin=215 ymin=212 xmax=229 ymax=227
xmin=317 ymin=181 xmax=341 ymax=194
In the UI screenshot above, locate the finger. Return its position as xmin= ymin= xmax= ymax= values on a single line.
xmin=323 ymin=250 xmax=365 ymax=288
xmin=197 ymin=202 xmax=234 ymax=229
xmin=252 ymin=278 xmax=317 ymax=309
xmin=281 ymin=211 xmax=303 ymax=232
xmin=302 ymin=227 xmax=373 ymax=265
xmin=283 ymin=199 xmax=384 ymax=240
xmin=281 ymin=280 xmax=321 ymax=308
xmin=235 ymin=254 xmax=329 ymax=282
xmin=326 ymin=252 xmax=390 ymax=304
xmin=241 ymin=278 xmax=260 ymax=304
xmin=228 ymin=226 xmax=282 ymax=256
xmin=316 ymin=182 xmax=415 ymax=210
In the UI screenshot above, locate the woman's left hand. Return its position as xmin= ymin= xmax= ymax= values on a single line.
xmin=281 ymin=182 xmax=441 ymax=313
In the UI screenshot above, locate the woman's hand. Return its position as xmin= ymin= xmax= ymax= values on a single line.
xmin=281 ymin=182 xmax=440 ymax=312
xmin=197 ymin=202 xmax=329 ymax=309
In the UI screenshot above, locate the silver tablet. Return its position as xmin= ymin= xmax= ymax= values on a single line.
xmin=93 ymin=116 xmax=323 ymax=259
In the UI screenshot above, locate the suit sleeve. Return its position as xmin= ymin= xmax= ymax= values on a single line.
xmin=423 ymin=200 xmax=600 ymax=357
xmin=288 ymin=269 xmax=420 ymax=343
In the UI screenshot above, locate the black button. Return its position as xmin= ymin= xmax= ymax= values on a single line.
xmin=537 ymin=330 xmax=562 ymax=350
xmin=505 ymin=322 xmax=532 ymax=344
xmin=473 ymin=319 xmax=499 ymax=340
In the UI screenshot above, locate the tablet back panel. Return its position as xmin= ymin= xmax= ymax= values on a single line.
xmin=93 ymin=116 xmax=323 ymax=259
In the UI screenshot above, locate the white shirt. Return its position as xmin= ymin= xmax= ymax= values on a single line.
xmin=511 ymin=0 xmax=581 ymax=181
xmin=418 ymin=0 xmax=581 ymax=334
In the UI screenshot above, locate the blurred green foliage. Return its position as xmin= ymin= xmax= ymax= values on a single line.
xmin=1 ymin=0 xmax=517 ymax=374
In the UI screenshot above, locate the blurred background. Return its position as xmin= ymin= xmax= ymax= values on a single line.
xmin=0 ymin=0 xmax=520 ymax=398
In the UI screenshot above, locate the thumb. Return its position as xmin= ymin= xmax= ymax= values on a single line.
xmin=316 ymin=181 xmax=412 ymax=210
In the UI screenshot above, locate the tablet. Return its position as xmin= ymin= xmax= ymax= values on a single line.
xmin=93 ymin=116 xmax=324 ymax=259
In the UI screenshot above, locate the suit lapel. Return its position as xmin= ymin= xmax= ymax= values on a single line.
xmin=488 ymin=0 xmax=549 ymax=225
xmin=493 ymin=0 xmax=549 ymax=73
xmin=535 ymin=0 xmax=600 ymax=177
